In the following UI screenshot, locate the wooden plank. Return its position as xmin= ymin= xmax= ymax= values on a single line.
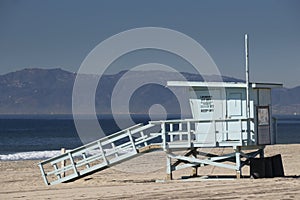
xmin=137 ymin=144 xmax=162 ymax=153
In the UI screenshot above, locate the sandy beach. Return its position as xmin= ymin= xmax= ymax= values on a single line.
xmin=0 ymin=144 xmax=299 ymax=200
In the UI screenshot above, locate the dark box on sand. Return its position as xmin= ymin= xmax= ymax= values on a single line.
xmin=250 ymin=154 xmax=284 ymax=178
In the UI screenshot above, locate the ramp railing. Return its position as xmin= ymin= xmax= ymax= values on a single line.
xmin=38 ymin=123 xmax=161 ymax=185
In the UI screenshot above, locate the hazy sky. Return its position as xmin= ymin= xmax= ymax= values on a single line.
xmin=0 ymin=0 xmax=299 ymax=88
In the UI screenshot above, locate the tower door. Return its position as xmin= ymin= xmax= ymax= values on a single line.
xmin=226 ymin=89 xmax=246 ymax=141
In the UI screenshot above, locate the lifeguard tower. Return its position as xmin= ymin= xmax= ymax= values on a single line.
xmin=38 ymin=35 xmax=282 ymax=185
xmin=150 ymin=80 xmax=282 ymax=179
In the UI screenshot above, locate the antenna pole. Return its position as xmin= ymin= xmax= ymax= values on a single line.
xmin=245 ymin=34 xmax=250 ymax=116
xmin=245 ymin=34 xmax=251 ymax=143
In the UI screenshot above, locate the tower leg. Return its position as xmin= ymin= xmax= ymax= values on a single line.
xmin=191 ymin=148 xmax=198 ymax=177
xmin=166 ymin=152 xmax=173 ymax=180
xmin=235 ymin=147 xmax=242 ymax=179
xmin=259 ymin=148 xmax=265 ymax=158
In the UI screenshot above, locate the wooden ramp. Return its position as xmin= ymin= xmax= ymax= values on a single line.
xmin=38 ymin=123 xmax=162 ymax=185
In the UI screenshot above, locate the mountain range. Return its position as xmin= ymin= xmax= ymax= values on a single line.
xmin=0 ymin=68 xmax=298 ymax=115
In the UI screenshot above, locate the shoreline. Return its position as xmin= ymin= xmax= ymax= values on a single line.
xmin=0 ymin=144 xmax=299 ymax=199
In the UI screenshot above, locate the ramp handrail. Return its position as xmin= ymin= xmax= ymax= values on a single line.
xmin=38 ymin=123 xmax=161 ymax=185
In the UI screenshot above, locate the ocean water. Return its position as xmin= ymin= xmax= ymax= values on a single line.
xmin=274 ymin=115 xmax=300 ymax=144
xmin=0 ymin=115 xmax=299 ymax=161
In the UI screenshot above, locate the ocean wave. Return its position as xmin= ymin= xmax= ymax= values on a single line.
xmin=0 ymin=150 xmax=61 ymax=161
xmin=0 ymin=147 xmax=133 ymax=161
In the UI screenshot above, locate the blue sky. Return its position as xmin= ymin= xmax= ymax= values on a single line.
xmin=0 ymin=0 xmax=299 ymax=88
